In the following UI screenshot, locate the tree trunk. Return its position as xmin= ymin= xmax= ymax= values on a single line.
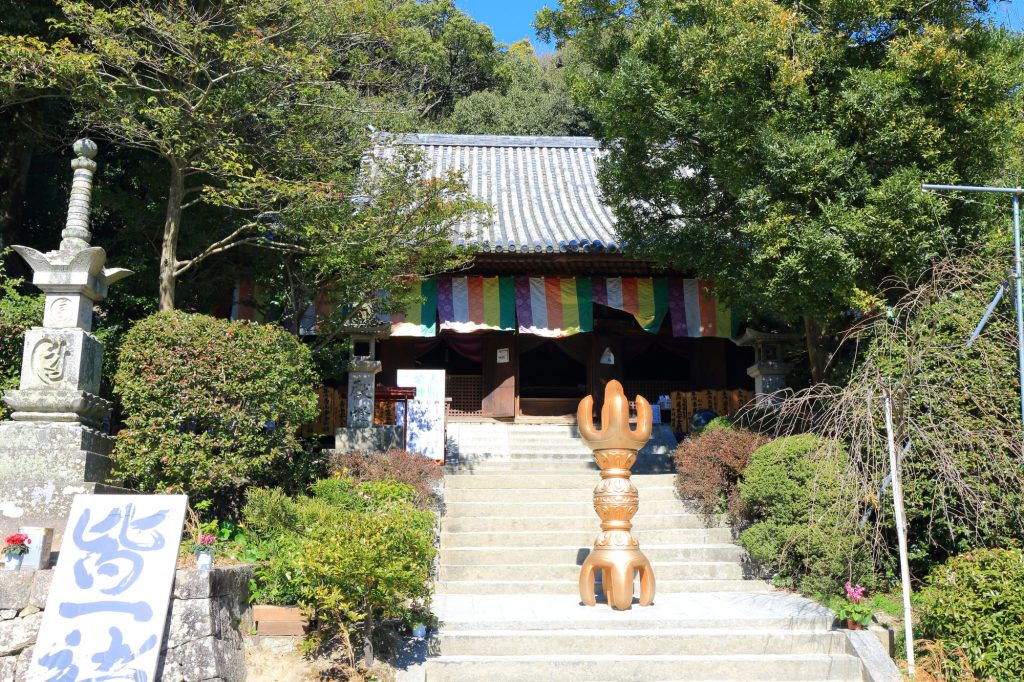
xmin=159 ymin=164 xmax=184 ymax=311
xmin=804 ymin=315 xmax=827 ymax=384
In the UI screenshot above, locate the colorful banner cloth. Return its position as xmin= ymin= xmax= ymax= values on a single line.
xmin=592 ymin=277 xmax=669 ymax=333
xmin=668 ymin=278 xmax=738 ymax=339
xmin=514 ymin=277 xmax=593 ymax=337
xmin=390 ymin=279 xmax=437 ymax=337
xmin=438 ymin=276 xmax=516 ymax=333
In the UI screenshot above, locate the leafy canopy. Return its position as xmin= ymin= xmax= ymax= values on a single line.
xmin=538 ymin=0 xmax=1024 ymax=362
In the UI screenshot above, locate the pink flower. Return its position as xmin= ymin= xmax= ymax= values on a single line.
xmin=844 ymin=581 xmax=866 ymax=604
xmin=198 ymin=534 xmax=216 ymax=546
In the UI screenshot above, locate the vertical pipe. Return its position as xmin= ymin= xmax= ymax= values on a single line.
xmin=884 ymin=390 xmax=915 ymax=677
xmin=1015 ymin=194 xmax=1024 ymax=435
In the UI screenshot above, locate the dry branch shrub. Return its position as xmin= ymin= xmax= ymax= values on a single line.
xmin=327 ymin=449 xmax=442 ymax=508
xmin=674 ymin=425 xmax=767 ymax=517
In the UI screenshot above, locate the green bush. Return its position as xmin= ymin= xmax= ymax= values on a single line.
xmin=739 ymin=434 xmax=873 ymax=596
xmin=327 ymin=449 xmax=442 ymax=508
xmin=0 ymin=257 xmax=43 ymax=419
xmin=244 ymin=478 xmax=437 ymax=655
xmin=917 ymin=548 xmax=1024 ymax=681
xmin=112 ymin=311 xmax=319 ymax=517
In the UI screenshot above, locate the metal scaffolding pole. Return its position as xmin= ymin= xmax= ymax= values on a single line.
xmin=922 ymin=184 xmax=1024 ymax=435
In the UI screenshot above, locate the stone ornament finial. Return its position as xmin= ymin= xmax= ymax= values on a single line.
xmin=62 ymin=138 xmax=99 ymax=250
xmin=577 ymin=380 xmax=656 ymax=610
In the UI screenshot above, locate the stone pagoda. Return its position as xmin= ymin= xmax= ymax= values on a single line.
xmin=0 ymin=139 xmax=132 ymax=543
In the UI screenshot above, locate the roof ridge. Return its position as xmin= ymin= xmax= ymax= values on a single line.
xmin=389 ymin=133 xmax=600 ymax=149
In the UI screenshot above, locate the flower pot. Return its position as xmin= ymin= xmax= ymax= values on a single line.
xmin=4 ymin=555 xmax=23 ymax=571
xmin=196 ymin=550 xmax=213 ymax=570
xmin=253 ymin=605 xmax=308 ymax=636
xmin=845 ymin=618 xmax=864 ymax=630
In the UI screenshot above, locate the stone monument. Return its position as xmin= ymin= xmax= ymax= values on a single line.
xmin=0 ymin=138 xmax=132 ymax=543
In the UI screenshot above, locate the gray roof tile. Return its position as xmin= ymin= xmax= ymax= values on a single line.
xmin=381 ymin=133 xmax=620 ymax=254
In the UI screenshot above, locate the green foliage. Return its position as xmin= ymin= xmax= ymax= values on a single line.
xmin=446 ymin=40 xmax=590 ymax=136
xmin=0 ymin=254 xmax=43 ymax=419
xmin=538 ymin=0 xmax=1024 ymax=374
xmin=917 ymin=548 xmax=1024 ymax=681
xmin=112 ymin=311 xmax=319 ymax=517
xmin=243 ymin=478 xmax=436 ymax=654
xmin=739 ymin=434 xmax=872 ymax=596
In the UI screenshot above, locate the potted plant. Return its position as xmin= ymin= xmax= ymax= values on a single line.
xmin=3 ymin=533 xmax=30 ymax=571
xmin=191 ymin=533 xmax=216 ymax=570
xmin=835 ymin=581 xmax=872 ymax=630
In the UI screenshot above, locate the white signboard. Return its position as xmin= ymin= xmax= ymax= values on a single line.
xmin=496 ymin=348 xmax=509 ymax=364
xmin=397 ymin=369 xmax=446 ymax=461
xmin=29 ymin=494 xmax=188 ymax=682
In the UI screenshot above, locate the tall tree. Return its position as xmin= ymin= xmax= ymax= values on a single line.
xmin=446 ymin=40 xmax=591 ymax=136
xmin=539 ymin=0 xmax=1024 ymax=381
xmin=0 ymin=0 xmax=497 ymax=310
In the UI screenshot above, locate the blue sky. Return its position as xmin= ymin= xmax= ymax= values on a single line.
xmin=454 ymin=1 xmax=555 ymax=52
xmin=455 ymin=0 xmax=1024 ymax=52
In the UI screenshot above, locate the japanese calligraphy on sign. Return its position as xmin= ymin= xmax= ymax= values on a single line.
xmin=28 ymin=495 xmax=187 ymax=682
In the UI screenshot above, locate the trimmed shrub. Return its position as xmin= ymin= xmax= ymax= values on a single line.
xmin=673 ymin=424 xmax=767 ymax=517
xmin=327 ymin=448 xmax=442 ymax=508
xmin=739 ymin=434 xmax=872 ymax=595
xmin=112 ymin=311 xmax=319 ymax=517
xmin=917 ymin=548 xmax=1024 ymax=681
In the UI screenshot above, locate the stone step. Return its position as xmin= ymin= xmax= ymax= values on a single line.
xmin=444 ymin=473 xmax=677 ymax=489
xmin=432 ymin=593 xmax=832 ymax=630
xmin=438 ymin=561 xmax=745 ymax=582
xmin=440 ymin=528 xmax=735 ymax=547
xmin=443 ymin=498 xmax=691 ymax=517
xmin=433 ymin=628 xmax=852 ymax=656
xmin=443 ymin=485 xmax=680 ymax=503
xmin=423 ymin=653 xmax=864 ymax=681
xmin=441 ymin=513 xmax=723 ymax=533
xmin=439 ymin=545 xmax=746 ymax=565
xmin=435 ymin=579 xmax=772 ymax=595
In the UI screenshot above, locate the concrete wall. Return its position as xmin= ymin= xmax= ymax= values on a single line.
xmin=0 ymin=565 xmax=253 ymax=681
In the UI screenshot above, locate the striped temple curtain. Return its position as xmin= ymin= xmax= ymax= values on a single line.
xmin=668 ymin=279 xmax=739 ymax=339
xmin=592 ymin=277 xmax=670 ymax=333
xmin=437 ymin=276 xmax=516 ymax=333
xmin=390 ymin=279 xmax=438 ymax=337
xmin=514 ymin=277 xmax=594 ymax=338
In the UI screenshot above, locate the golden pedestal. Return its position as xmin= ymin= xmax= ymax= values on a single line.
xmin=577 ymin=380 xmax=656 ymax=610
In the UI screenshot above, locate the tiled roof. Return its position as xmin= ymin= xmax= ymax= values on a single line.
xmin=382 ymin=134 xmax=620 ymax=253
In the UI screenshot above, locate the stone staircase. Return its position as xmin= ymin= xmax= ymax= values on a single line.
xmin=419 ymin=425 xmax=900 ymax=682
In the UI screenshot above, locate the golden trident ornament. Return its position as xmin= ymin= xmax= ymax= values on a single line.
xmin=577 ymin=380 xmax=656 ymax=610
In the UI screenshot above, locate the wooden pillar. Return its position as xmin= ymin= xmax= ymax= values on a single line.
xmin=482 ymin=334 xmax=516 ymax=418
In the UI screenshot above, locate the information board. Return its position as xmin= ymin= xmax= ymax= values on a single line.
xmin=397 ymin=369 xmax=446 ymax=461
xmin=29 ymin=494 xmax=188 ymax=682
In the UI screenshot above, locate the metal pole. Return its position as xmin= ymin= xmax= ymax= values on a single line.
xmin=922 ymin=184 xmax=1024 ymax=441
xmin=1015 ymin=194 xmax=1024 ymax=430
xmin=884 ymin=390 xmax=915 ymax=678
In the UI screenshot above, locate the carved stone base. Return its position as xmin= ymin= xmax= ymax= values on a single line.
xmin=4 ymin=389 xmax=111 ymax=428
xmin=0 ymin=420 xmax=123 ymax=547
xmin=333 ymin=426 xmax=404 ymax=453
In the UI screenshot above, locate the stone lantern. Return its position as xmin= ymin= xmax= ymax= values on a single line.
xmin=735 ymin=329 xmax=800 ymax=405
xmin=333 ymin=315 xmax=403 ymax=453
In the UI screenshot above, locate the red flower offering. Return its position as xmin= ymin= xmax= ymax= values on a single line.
xmin=3 ymin=533 xmax=30 ymax=557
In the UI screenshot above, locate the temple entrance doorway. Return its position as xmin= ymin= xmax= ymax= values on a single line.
xmin=518 ymin=338 xmax=588 ymax=418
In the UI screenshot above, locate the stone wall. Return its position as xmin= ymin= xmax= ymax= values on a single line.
xmin=0 ymin=565 xmax=253 ymax=682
